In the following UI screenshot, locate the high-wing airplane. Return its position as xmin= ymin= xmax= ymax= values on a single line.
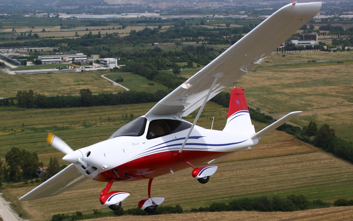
xmin=20 ymin=2 xmax=322 ymax=213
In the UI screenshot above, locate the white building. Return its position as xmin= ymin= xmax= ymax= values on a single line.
xmin=38 ymin=53 xmax=88 ymax=64
xmin=100 ymin=58 xmax=118 ymax=69
xmin=291 ymin=34 xmax=318 ymax=47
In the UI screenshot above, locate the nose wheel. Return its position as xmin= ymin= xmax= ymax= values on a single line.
xmin=108 ymin=202 xmax=122 ymax=211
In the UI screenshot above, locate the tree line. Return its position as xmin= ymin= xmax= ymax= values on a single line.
xmin=0 ymin=89 xmax=169 ymax=109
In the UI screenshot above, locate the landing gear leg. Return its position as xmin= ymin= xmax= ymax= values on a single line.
xmin=181 ymin=160 xmax=217 ymax=184
xmin=138 ymin=178 xmax=165 ymax=213
xmin=100 ymin=179 xmax=130 ymax=211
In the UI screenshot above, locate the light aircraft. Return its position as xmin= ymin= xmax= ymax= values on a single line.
xmin=20 ymin=2 xmax=321 ymax=213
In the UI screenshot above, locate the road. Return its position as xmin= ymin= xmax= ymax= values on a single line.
xmin=101 ymin=74 xmax=129 ymax=91
xmin=0 ymin=193 xmax=23 ymax=221
xmin=0 ymin=59 xmax=18 ymax=69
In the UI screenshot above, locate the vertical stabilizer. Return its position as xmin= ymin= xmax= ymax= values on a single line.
xmin=223 ymin=88 xmax=255 ymax=134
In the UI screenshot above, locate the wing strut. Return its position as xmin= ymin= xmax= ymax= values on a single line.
xmin=179 ymin=73 xmax=223 ymax=153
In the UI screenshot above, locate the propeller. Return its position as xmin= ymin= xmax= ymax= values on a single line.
xmin=47 ymin=133 xmax=74 ymax=155
xmin=46 ymin=133 xmax=87 ymax=167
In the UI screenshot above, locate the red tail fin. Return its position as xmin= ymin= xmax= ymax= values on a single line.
xmin=224 ymin=87 xmax=254 ymax=134
xmin=227 ymin=88 xmax=248 ymax=118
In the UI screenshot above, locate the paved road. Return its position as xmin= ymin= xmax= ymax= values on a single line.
xmin=0 ymin=193 xmax=23 ymax=221
xmin=0 ymin=59 xmax=18 ymax=69
xmin=101 ymin=74 xmax=129 ymax=91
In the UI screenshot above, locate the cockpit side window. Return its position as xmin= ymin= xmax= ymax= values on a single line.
xmin=147 ymin=119 xmax=191 ymax=139
xmin=109 ymin=117 xmax=147 ymax=139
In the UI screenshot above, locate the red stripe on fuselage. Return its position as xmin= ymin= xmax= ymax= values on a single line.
xmin=98 ymin=150 xmax=229 ymax=182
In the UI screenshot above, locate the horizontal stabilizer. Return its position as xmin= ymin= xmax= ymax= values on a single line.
xmin=251 ymin=111 xmax=302 ymax=139
xmin=20 ymin=164 xmax=87 ymax=201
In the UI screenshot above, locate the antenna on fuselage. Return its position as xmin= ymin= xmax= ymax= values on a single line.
xmin=211 ymin=116 xmax=214 ymax=130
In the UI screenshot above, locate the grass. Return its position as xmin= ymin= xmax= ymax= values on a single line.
xmin=2 ymin=102 xmax=353 ymax=220
xmin=77 ymin=207 xmax=353 ymax=221
xmin=0 ymin=70 xmax=124 ymax=97
xmin=1 ymin=51 xmax=353 ymax=220
xmin=234 ymin=61 xmax=353 ymax=142
xmin=13 ymin=63 xmax=89 ymax=71
xmin=104 ymin=72 xmax=168 ymax=93
xmin=257 ymin=50 xmax=353 ymax=67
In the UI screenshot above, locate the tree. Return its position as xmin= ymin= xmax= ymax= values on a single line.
xmin=315 ymin=124 xmax=336 ymax=152
xmin=80 ymin=88 xmax=93 ymax=107
xmin=33 ymin=33 xmax=39 ymax=39
xmin=98 ymin=31 xmax=101 ymax=38
xmin=33 ymin=59 xmax=42 ymax=65
xmin=226 ymin=23 xmax=230 ymax=29
xmin=172 ymin=63 xmax=181 ymax=75
xmin=5 ymin=147 xmax=22 ymax=182
xmin=21 ymin=151 xmax=41 ymax=179
xmin=42 ymin=28 xmax=46 ymax=32
xmin=306 ymin=121 xmax=317 ymax=136
xmin=47 ymin=157 xmax=60 ymax=178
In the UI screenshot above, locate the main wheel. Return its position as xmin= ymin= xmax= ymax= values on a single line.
xmin=144 ymin=205 xmax=157 ymax=213
xmin=197 ymin=176 xmax=210 ymax=184
xmin=109 ymin=202 xmax=122 ymax=211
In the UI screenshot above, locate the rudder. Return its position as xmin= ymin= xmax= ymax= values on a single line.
xmin=223 ymin=88 xmax=255 ymax=134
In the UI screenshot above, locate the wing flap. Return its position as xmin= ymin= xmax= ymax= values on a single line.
xmin=20 ymin=164 xmax=87 ymax=201
xmin=145 ymin=2 xmax=322 ymax=118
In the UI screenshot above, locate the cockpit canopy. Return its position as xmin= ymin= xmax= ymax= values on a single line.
xmin=109 ymin=117 xmax=191 ymax=140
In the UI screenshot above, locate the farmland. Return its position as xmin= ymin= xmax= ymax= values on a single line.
xmin=0 ymin=70 xmax=125 ymax=97
xmin=83 ymin=206 xmax=353 ymax=221
xmin=1 ymin=50 xmax=353 ymax=220
xmin=104 ymin=72 xmax=168 ymax=93
xmin=234 ymin=51 xmax=353 ymax=142
xmin=2 ymin=101 xmax=353 ymax=220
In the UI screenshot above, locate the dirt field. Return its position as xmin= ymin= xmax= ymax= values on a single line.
xmin=83 ymin=206 xmax=353 ymax=221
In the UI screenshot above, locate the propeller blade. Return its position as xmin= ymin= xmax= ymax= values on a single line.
xmin=47 ymin=133 xmax=74 ymax=155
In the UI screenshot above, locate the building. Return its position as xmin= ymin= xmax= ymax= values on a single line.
xmin=91 ymin=54 xmax=100 ymax=60
xmin=100 ymin=58 xmax=118 ymax=69
xmin=38 ymin=53 xmax=88 ymax=64
xmin=291 ymin=34 xmax=318 ymax=47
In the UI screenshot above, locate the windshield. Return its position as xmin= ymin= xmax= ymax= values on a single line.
xmin=147 ymin=119 xmax=191 ymax=139
xmin=109 ymin=117 xmax=147 ymax=139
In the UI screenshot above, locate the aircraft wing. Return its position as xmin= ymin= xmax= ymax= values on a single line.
xmin=145 ymin=2 xmax=322 ymax=118
xmin=19 ymin=164 xmax=87 ymax=201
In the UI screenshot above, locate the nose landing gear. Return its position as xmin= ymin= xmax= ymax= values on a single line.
xmin=100 ymin=179 xmax=130 ymax=211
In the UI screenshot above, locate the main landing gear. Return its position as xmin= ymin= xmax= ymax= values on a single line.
xmin=182 ymin=160 xmax=218 ymax=184
xmin=138 ymin=178 xmax=165 ymax=213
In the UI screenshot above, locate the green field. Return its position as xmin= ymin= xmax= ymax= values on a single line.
xmin=13 ymin=63 xmax=89 ymax=71
xmin=0 ymin=70 xmax=126 ymax=97
xmin=104 ymin=72 xmax=168 ymax=93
